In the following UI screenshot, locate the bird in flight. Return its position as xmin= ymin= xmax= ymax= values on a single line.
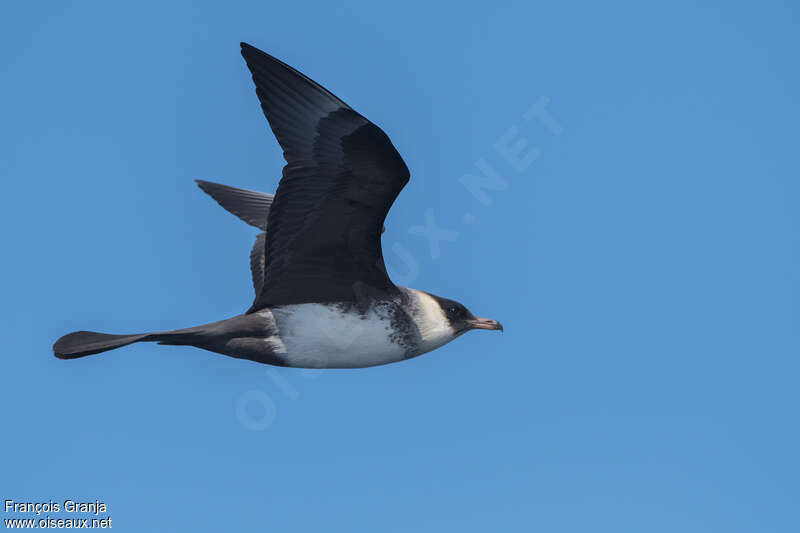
xmin=53 ymin=42 xmax=502 ymax=369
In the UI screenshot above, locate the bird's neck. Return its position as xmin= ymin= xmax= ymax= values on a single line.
xmin=403 ymin=288 xmax=457 ymax=353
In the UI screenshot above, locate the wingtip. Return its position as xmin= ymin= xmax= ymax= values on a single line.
xmin=195 ymin=179 xmax=210 ymax=193
xmin=195 ymin=179 xmax=224 ymax=193
xmin=240 ymin=42 xmax=275 ymax=64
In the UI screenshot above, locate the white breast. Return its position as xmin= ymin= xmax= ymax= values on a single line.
xmin=267 ymin=304 xmax=407 ymax=369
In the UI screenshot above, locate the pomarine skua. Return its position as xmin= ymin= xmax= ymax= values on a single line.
xmin=53 ymin=42 xmax=502 ymax=369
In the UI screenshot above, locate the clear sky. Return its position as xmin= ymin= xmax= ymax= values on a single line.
xmin=2 ymin=1 xmax=798 ymax=531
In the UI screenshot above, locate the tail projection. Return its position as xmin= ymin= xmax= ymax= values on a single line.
xmin=53 ymin=332 xmax=153 ymax=359
xmin=53 ymin=327 xmax=208 ymax=359
xmin=52 ymin=314 xmax=272 ymax=362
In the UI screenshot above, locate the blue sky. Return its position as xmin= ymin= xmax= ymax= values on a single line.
xmin=2 ymin=1 xmax=798 ymax=531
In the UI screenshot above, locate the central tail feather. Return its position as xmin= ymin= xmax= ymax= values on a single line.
xmin=53 ymin=331 xmax=154 ymax=359
xmin=53 ymin=327 xmax=209 ymax=359
xmin=53 ymin=314 xmax=273 ymax=361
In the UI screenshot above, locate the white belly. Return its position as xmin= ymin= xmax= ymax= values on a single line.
xmin=265 ymin=304 xmax=409 ymax=369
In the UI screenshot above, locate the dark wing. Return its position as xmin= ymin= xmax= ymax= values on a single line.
xmin=196 ymin=180 xmax=272 ymax=297
xmin=196 ymin=179 xmax=273 ymax=230
xmin=240 ymin=43 xmax=409 ymax=311
xmin=249 ymin=232 xmax=267 ymax=297
xmin=196 ymin=179 xmax=386 ymax=300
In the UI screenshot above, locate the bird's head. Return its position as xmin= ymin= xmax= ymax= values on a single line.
xmin=434 ymin=296 xmax=504 ymax=336
xmin=407 ymin=289 xmax=502 ymax=355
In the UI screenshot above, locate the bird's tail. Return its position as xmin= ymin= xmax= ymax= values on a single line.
xmin=53 ymin=331 xmax=154 ymax=359
xmin=53 ymin=326 xmax=208 ymax=359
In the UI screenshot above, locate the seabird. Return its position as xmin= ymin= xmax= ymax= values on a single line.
xmin=53 ymin=42 xmax=503 ymax=369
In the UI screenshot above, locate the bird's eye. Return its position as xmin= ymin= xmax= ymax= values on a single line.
xmin=448 ymin=306 xmax=461 ymax=317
